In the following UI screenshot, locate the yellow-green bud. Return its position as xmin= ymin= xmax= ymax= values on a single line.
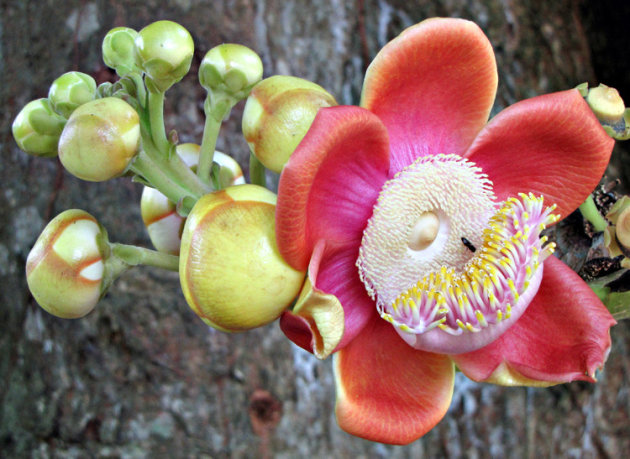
xmin=179 ymin=184 xmax=305 ymax=332
xmin=199 ymin=44 xmax=263 ymax=98
xmin=48 ymin=71 xmax=97 ymax=118
xmin=12 ymin=98 xmax=66 ymax=157
xmin=586 ymin=84 xmax=626 ymax=124
xmin=141 ymin=143 xmax=244 ymax=255
xmin=242 ymin=75 xmax=337 ymax=173
xmin=134 ymin=20 xmax=194 ymax=92
xmin=605 ymin=196 xmax=630 ymax=262
xmin=102 ymin=27 xmax=141 ymax=76
xmin=58 ymin=97 xmax=140 ymax=181
xmin=26 ymin=209 xmax=107 ymax=318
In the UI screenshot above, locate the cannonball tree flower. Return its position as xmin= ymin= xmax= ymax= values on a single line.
xmin=275 ymin=18 xmax=616 ymax=444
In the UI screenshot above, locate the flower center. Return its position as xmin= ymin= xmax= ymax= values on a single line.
xmin=356 ymin=154 xmax=558 ymax=354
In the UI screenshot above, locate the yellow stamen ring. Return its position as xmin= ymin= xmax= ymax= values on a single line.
xmin=385 ymin=193 xmax=558 ymax=354
xmin=356 ymin=154 xmax=559 ymax=354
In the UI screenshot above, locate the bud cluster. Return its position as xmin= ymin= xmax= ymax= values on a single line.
xmin=13 ymin=20 xmax=345 ymax=333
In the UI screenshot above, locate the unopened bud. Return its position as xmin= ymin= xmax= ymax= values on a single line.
xmin=586 ymin=84 xmax=626 ymax=124
xmin=199 ymin=44 xmax=263 ymax=99
xmin=179 ymin=184 xmax=305 ymax=331
xmin=605 ymin=195 xmax=630 ymax=260
xmin=242 ymin=76 xmax=337 ymax=173
xmin=12 ymin=98 xmax=66 ymax=157
xmin=58 ymin=97 xmax=140 ymax=181
xmin=26 ymin=209 xmax=107 ymax=318
xmin=102 ymin=27 xmax=141 ymax=76
xmin=48 ymin=71 xmax=97 ymax=118
xmin=134 ymin=20 xmax=194 ymax=92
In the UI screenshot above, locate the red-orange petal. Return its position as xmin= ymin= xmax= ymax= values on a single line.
xmin=464 ymin=89 xmax=615 ymax=219
xmin=452 ymin=255 xmax=616 ymax=385
xmin=361 ymin=18 xmax=497 ymax=175
xmin=276 ymin=106 xmax=390 ymax=271
xmin=334 ymin=315 xmax=455 ymax=444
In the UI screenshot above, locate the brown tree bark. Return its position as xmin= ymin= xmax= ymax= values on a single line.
xmin=1 ymin=0 xmax=629 ymax=457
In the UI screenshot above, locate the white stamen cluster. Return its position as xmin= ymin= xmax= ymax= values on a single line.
xmin=357 ymin=154 xmax=496 ymax=310
xmin=381 ymin=193 xmax=558 ymax=335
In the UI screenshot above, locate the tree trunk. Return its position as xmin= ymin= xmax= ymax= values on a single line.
xmin=1 ymin=0 xmax=629 ymax=457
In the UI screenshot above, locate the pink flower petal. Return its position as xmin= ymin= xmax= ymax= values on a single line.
xmin=334 ymin=315 xmax=455 ymax=444
xmin=452 ymin=255 xmax=615 ymax=385
xmin=361 ymin=18 xmax=497 ymax=175
xmin=276 ymin=106 xmax=390 ymax=271
xmin=464 ymin=89 xmax=615 ymax=219
xmin=280 ymin=239 xmax=377 ymax=356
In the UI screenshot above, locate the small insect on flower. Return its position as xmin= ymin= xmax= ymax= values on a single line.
xmin=461 ymin=237 xmax=476 ymax=252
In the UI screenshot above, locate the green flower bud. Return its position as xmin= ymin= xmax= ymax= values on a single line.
xmin=586 ymin=84 xmax=625 ymax=124
xmin=141 ymin=143 xmax=244 ymax=255
xmin=12 ymin=98 xmax=66 ymax=157
xmin=199 ymin=44 xmax=263 ymax=99
xmin=179 ymin=184 xmax=305 ymax=332
xmin=242 ymin=76 xmax=337 ymax=173
xmin=48 ymin=71 xmax=97 ymax=118
xmin=58 ymin=97 xmax=140 ymax=181
xmin=102 ymin=27 xmax=141 ymax=76
xmin=26 ymin=209 xmax=107 ymax=318
xmin=134 ymin=20 xmax=194 ymax=92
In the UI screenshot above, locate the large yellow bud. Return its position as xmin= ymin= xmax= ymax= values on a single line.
xmin=58 ymin=97 xmax=140 ymax=181
xmin=26 ymin=209 xmax=106 ymax=318
xmin=179 ymin=184 xmax=305 ymax=331
xmin=242 ymin=76 xmax=337 ymax=173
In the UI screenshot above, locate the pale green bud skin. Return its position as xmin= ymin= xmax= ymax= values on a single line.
xmin=48 ymin=71 xmax=97 ymax=118
xmin=12 ymin=98 xmax=66 ymax=157
xmin=134 ymin=20 xmax=194 ymax=92
xmin=102 ymin=27 xmax=141 ymax=76
xmin=586 ymin=84 xmax=626 ymax=123
xmin=179 ymin=184 xmax=305 ymax=332
xmin=26 ymin=209 xmax=107 ymax=318
xmin=140 ymin=143 xmax=244 ymax=255
xmin=242 ymin=76 xmax=337 ymax=173
xmin=199 ymin=44 xmax=263 ymax=98
xmin=58 ymin=97 xmax=140 ymax=181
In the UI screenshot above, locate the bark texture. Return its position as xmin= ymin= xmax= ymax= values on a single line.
xmin=1 ymin=0 xmax=629 ymax=457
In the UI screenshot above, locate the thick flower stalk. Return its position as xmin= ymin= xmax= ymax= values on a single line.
xmin=275 ymin=18 xmax=616 ymax=444
xmin=141 ymin=143 xmax=245 ymax=255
